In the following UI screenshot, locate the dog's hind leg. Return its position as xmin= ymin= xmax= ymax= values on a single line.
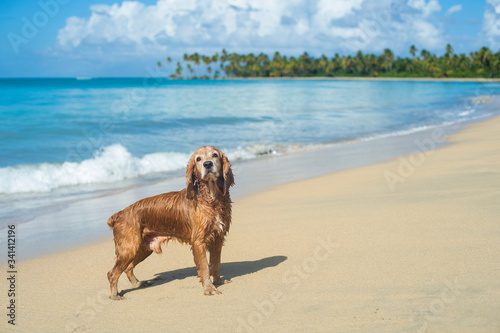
xmin=107 ymin=255 xmax=135 ymax=300
xmin=107 ymin=234 xmax=141 ymax=300
xmin=125 ymin=245 xmax=153 ymax=289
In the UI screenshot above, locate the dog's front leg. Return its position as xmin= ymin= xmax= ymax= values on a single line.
xmin=192 ymin=240 xmax=221 ymax=295
xmin=209 ymin=238 xmax=225 ymax=285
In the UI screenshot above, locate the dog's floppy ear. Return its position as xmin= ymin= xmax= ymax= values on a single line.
xmin=186 ymin=155 xmax=197 ymax=199
xmin=221 ymin=153 xmax=234 ymax=195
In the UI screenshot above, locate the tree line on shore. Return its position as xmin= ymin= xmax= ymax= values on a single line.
xmin=156 ymin=45 xmax=499 ymax=79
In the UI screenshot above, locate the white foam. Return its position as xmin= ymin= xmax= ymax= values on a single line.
xmin=0 ymin=145 xmax=190 ymax=194
xmin=0 ymin=143 xmax=315 ymax=194
xmin=359 ymin=118 xmax=467 ymax=143
xmin=469 ymin=95 xmax=493 ymax=105
xmin=226 ymin=143 xmax=307 ymax=162
xmin=458 ymin=110 xmax=475 ymax=117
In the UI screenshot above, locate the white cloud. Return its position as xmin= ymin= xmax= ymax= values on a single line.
xmin=488 ymin=0 xmax=500 ymax=14
xmin=408 ymin=0 xmax=441 ymax=17
xmin=410 ymin=19 xmax=443 ymax=49
xmin=483 ymin=0 xmax=500 ymax=50
xmin=56 ymin=0 xmax=446 ymax=58
xmin=313 ymin=0 xmax=364 ymax=29
xmin=445 ymin=4 xmax=462 ymax=16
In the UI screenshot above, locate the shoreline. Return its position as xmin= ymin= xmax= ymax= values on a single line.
xmin=2 ymin=112 xmax=499 ymax=332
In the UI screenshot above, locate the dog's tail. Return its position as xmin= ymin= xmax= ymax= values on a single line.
xmin=107 ymin=211 xmax=121 ymax=230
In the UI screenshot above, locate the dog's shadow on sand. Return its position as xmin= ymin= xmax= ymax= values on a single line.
xmin=120 ymin=255 xmax=287 ymax=297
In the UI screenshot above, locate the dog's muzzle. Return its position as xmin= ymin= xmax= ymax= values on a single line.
xmin=203 ymin=161 xmax=213 ymax=169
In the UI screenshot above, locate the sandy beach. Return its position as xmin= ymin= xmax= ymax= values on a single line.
xmin=2 ymin=115 xmax=500 ymax=332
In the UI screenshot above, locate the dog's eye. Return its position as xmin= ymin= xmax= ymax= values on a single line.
xmin=212 ymin=153 xmax=218 ymax=158
xmin=196 ymin=157 xmax=201 ymax=162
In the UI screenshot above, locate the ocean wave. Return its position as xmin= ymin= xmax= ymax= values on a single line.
xmin=227 ymin=143 xmax=305 ymax=161
xmin=469 ymin=95 xmax=493 ymax=105
xmin=0 ymin=143 xmax=308 ymax=194
xmin=0 ymin=145 xmax=191 ymax=194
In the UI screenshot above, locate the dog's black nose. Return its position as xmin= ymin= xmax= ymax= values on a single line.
xmin=203 ymin=161 xmax=213 ymax=169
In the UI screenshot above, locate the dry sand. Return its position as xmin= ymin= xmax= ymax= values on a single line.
xmin=2 ymin=116 xmax=499 ymax=332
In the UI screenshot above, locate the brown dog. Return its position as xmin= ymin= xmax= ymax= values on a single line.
xmin=107 ymin=146 xmax=234 ymax=299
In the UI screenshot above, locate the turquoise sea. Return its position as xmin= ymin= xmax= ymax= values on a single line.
xmin=1 ymin=78 xmax=500 ymax=230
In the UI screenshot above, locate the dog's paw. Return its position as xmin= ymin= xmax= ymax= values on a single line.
xmin=137 ymin=280 xmax=152 ymax=289
xmin=213 ymin=278 xmax=232 ymax=286
xmin=109 ymin=295 xmax=125 ymax=301
xmin=204 ymin=284 xmax=222 ymax=296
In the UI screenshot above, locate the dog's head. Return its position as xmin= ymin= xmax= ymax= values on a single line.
xmin=186 ymin=146 xmax=234 ymax=199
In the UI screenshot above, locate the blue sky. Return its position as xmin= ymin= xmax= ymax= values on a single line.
xmin=0 ymin=0 xmax=497 ymax=77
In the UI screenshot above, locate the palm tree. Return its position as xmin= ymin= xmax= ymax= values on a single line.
xmin=420 ymin=49 xmax=431 ymax=60
xmin=354 ymin=51 xmax=366 ymax=74
xmin=257 ymin=53 xmax=269 ymax=76
xmin=202 ymin=55 xmax=211 ymax=66
xmin=341 ymin=56 xmax=354 ymax=73
xmin=211 ymin=53 xmax=219 ymax=64
xmin=186 ymin=64 xmax=194 ymax=77
xmin=175 ymin=62 xmax=182 ymax=77
xmin=163 ymin=57 xmax=172 ymax=75
xmin=445 ymin=44 xmax=454 ymax=58
xmin=409 ymin=45 xmax=417 ymax=58
xmin=383 ymin=48 xmax=394 ymax=72
xmin=220 ymin=49 xmax=228 ymax=65
xmin=193 ymin=53 xmax=201 ymax=77
xmin=404 ymin=58 xmax=415 ymax=73
xmin=477 ymin=47 xmax=492 ymax=67
xmin=211 ymin=53 xmax=220 ymax=77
